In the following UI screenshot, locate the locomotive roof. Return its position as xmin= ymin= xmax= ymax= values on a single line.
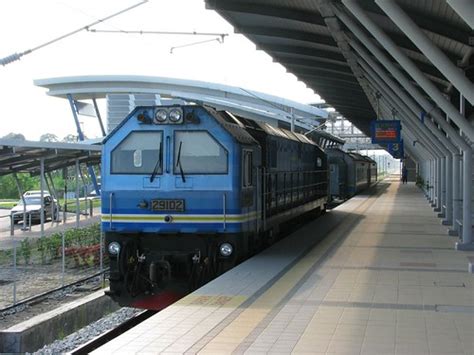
xmin=244 ymin=119 xmax=319 ymax=147
xmin=207 ymin=107 xmax=260 ymax=145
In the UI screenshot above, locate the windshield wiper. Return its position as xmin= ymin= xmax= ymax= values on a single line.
xmin=150 ymin=141 xmax=163 ymax=183
xmin=176 ymin=141 xmax=186 ymax=183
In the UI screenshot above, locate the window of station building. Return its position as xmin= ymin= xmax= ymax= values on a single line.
xmin=174 ymin=131 xmax=228 ymax=174
xmin=111 ymin=131 xmax=163 ymax=174
xmin=243 ymin=150 xmax=253 ymax=187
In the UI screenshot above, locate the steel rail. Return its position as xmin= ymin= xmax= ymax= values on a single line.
xmin=0 ymin=270 xmax=108 ymax=313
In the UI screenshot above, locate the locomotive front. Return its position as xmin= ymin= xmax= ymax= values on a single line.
xmin=102 ymin=105 xmax=259 ymax=309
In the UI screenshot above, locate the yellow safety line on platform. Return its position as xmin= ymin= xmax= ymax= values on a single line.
xmin=198 ymin=185 xmax=381 ymax=354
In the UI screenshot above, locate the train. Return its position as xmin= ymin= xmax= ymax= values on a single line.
xmin=326 ymin=148 xmax=377 ymax=200
xmin=101 ymin=104 xmax=376 ymax=309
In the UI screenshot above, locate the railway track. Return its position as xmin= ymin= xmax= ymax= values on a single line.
xmin=69 ymin=310 xmax=157 ymax=354
xmin=0 ymin=270 xmax=107 ymax=314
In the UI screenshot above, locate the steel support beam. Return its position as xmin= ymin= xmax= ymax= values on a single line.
xmin=356 ymin=53 xmax=457 ymax=223
xmin=341 ymin=0 xmax=474 ymax=139
xmin=334 ymin=3 xmax=472 ymax=245
xmin=67 ymin=94 xmax=101 ymax=196
xmin=92 ymin=98 xmax=106 ymax=137
xmin=375 ymin=0 xmax=474 ymax=104
xmin=446 ymin=0 xmax=474 ymax=30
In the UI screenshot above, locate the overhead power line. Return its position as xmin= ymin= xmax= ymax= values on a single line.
xmin=0 ymin=0 xmax=148 ymax=66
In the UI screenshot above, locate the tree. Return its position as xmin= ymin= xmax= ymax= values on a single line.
xmin=62 ymin=134 xmax=78 ymax=143
xmin=2 ymin=132 xmax=25 ymax=140
xmin=40 ymin=133 xmax=59 ymax=142
xmin=0 ymin=173 xmax=39 ymax=199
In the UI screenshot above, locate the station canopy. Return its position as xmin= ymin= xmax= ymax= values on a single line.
xmin=0 ymin=139 xmax=101 ymax=176
xmin=205 ymin=0 xmax=473 ymax=136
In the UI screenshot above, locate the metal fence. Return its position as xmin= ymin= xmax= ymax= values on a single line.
xmin=0 ymin=223 xmax=108 ymax=309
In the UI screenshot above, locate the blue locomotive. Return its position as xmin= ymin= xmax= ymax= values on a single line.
xmin=102 ymin=104 xmax=328 ymax=308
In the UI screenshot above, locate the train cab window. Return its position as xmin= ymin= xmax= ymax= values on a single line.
xmin=111 ymin=131 xmax=163 ymax=174
xmin=243 ymin=150 xmax=253 ymax=187
xmin=174 ymin=131 xmax=227 ymax=174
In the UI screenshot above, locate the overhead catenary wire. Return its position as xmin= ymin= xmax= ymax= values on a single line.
xmin=87 ymin=28 xmax=229 ymax=54
xmin=0 ymin=0 xmax=148 ymax=66
xmin=88 ymin=28 xmax=228 ymax=38
xmin=170 ymin=37 xmax=225 ymax=54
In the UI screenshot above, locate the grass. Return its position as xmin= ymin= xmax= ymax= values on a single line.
xmin=0 ymin=200 xmax=18 ymax=209
xmin=60 ymin=198 xmax=101 ymax=213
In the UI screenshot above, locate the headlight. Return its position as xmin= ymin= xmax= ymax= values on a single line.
xmin=169 ymin=109 xmax=183 ymax=123
xmin=154 ymin=109 xmax=168 ymax=123
xmin=108 ymin=241 xmax=121 ymax=255
xmin=219 ymin=242 xmax=233 ymax=257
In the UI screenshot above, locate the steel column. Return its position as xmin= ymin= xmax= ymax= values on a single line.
xmin=457 ymin=150 xmax=473 ymax=248
xmin=375 ymin=0 xmax=474 ymax=105
xmin=444 ymin=153 xmax=453 ymax=225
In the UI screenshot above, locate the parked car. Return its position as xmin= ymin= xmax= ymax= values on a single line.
xmin=10 ymin=195 xmax=58 ymax=224
xmin=23 ymin=190 xmax=58 ymax=202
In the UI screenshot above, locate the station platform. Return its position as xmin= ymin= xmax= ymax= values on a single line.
xmin=93 ymin=177 xmax=473 ymax=355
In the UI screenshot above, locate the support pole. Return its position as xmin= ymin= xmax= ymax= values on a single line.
xmin=40 ymin=158 xmax=45 ymax=237
xmin=75 ymin=159 xmax=80 ymax=228
xmin=62 ymin=231 xmax=65 ymax=287
xmin=92 ymin=98 xmax=106 ymax=137
xmin=457 ymin=150 xmax=473 ymax=249
xmin=375 ymin=0 xmax=474 ymax=105
xmin=13 ymin=173 xmax=28 ymax=231
xmin=12 ymin=232 xmax=17 ymax=305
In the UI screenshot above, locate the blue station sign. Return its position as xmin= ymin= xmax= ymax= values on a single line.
xmin=387 ymin=140 xmax=404 ymax=159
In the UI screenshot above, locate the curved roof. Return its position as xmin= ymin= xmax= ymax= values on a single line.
xmin=34 ymin=75 xmax=328 ymax=131
xmin=0 ymin=139 xmax=101 ymax=176
xmin=205 ymin=0 xmax=473 ymax=136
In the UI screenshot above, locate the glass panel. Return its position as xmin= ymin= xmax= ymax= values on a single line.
xmin=111 ymin=131 xmax=162 ymax=174
xmin=174 ymin=131 xmax=227 ymax=174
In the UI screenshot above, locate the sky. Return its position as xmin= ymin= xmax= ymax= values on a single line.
xmin=0 ymin=0 xmax=325 ymax=141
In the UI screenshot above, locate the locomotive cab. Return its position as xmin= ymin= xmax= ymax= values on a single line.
xmin=102 ymin=105 xmax=260 ymax=308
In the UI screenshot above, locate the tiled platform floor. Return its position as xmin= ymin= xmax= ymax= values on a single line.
xmin=94 ymin=178 xmax=473 ymax=355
